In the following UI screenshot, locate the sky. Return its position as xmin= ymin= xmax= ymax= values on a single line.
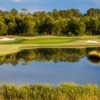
xmin=0 ymin=0 xmax=100 ymax=13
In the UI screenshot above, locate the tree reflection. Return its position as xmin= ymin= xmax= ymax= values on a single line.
xmin=0 ymin=48 xmax=100 ymax=66
xmin=87 ymin=51 xmax=100 ymax=64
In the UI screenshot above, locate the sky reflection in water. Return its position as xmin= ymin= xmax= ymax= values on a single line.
xmin=0 ymin=48 xmax=100 ymax=85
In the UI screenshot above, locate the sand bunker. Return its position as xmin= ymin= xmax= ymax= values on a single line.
xmin=0 ymin=38 xmax=16 ymax=41
xmin=86 ymin=40 xmax=99 ymax=43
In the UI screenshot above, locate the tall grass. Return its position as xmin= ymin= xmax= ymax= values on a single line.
xmin=0 ymin=83 xmax=99 ymax=100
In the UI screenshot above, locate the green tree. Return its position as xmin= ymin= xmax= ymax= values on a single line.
xmin=10 ymin=8 xmax=18 ymax=15
xmin=0 ymin=10 xmax=3 ymax=16
xmin=86 ymin=8 xmax=100 ymax=17
xmin=0 ymin=21 xmax=8 ymax=35
xmin=8 ymin=21 xmax=16 ymax=35
xmin=76 ymin=21 xmax=86 ymax=36
xmin=67 ymin=18 xmax=79 ymax=35
xmin=23 ymin=20 xmax=36 ymax=35
xmin=37 ymin=16 xmax=55 ymax=35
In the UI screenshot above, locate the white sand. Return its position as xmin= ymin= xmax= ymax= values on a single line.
xmin=86 ymin=40 xmax=99 ymax=43
xmin=0 ymin=38 xmax=16 ymax=41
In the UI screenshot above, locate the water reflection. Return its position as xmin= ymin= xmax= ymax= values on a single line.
xmin=0 ymin=47 xmax=100 ymax=65
xmin=88 ymin=51 xmax=100 ymax=64
xmin=0 ymin=47 xmax=100 ymax=85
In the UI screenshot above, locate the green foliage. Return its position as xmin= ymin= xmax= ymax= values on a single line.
xmin=76 ymin=21 xmax=86 ymax=36
xmin=0 ymin=83 xmax=99 ymax=100
xmin=86 ymin=8 xmax=100 ymax=17
xmin=0 ymin=21 xmax=8 ymax=35
xmin=67 ymin=32 xmax=74 ymax=36
xmin=8 ymin=22 xmax=16 ymax=35
xmin=23 ymin=19 xmax=35 ymax=35
xmin=10 ymin=8 xmax=18 ymax=15
xmin=0 ymin=8 xmax=100 ymax=36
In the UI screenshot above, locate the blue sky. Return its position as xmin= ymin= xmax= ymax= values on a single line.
xmin=0 ymin=0 xmax=100 ymax=13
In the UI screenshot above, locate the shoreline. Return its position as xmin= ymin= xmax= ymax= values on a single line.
xmin=0 ymin=35 xmax=100 ymax=55
xmin=0 ymin=44 xmax=100 ymax=55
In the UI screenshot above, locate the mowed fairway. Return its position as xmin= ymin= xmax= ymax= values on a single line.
xmin=0 ymin=38 xmax=77 ymax=44
xmin=0 ymin=36 xmax=100 ymax=55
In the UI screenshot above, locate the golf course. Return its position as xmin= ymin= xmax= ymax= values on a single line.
xmin=0 ymin=35 xmax=100 ymax=55
xmin=1 ymin=0 xmax=100 ymax=99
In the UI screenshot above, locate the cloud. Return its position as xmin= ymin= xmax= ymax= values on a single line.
xmin=76 ymin=0 xmax=100 ymax=3
xmin=13 ymin=0 xmax=21 ymax=2
xmin=0 ymin=7 xmax=6 ymax=11
xmin=28 ymin=8 xmax=45 ymax=13
xmin=13 ymin=0 xmax=31 ymax=2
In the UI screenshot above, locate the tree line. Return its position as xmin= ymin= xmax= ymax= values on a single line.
xmin=0 ymin=8 xmax=100 ymax=36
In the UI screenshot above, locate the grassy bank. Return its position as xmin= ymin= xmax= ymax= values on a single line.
xmin=0 ymin=36 xmax=100 ymax=55
xmin=0 ymin=83 xmax=99 ymax=100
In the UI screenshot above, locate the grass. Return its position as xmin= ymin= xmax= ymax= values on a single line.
xmin=0 ymin=35 xmax=100 ymax=55
xmin=0 ymin=37 xmax=78 ymax=44
xmin=0 ymin=35 xmax=100 ymax=44
xmin=0 ymin=83 xmax=99 ymax=100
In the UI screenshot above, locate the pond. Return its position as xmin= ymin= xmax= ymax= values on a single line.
xmin=0 ymin=47 xmax=100 ymax=85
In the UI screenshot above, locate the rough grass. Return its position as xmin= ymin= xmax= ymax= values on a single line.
xmin=0 ymin=36 xmax=100 ymax=55
xmin=0 ymin=83 xmax=99 ymax=100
